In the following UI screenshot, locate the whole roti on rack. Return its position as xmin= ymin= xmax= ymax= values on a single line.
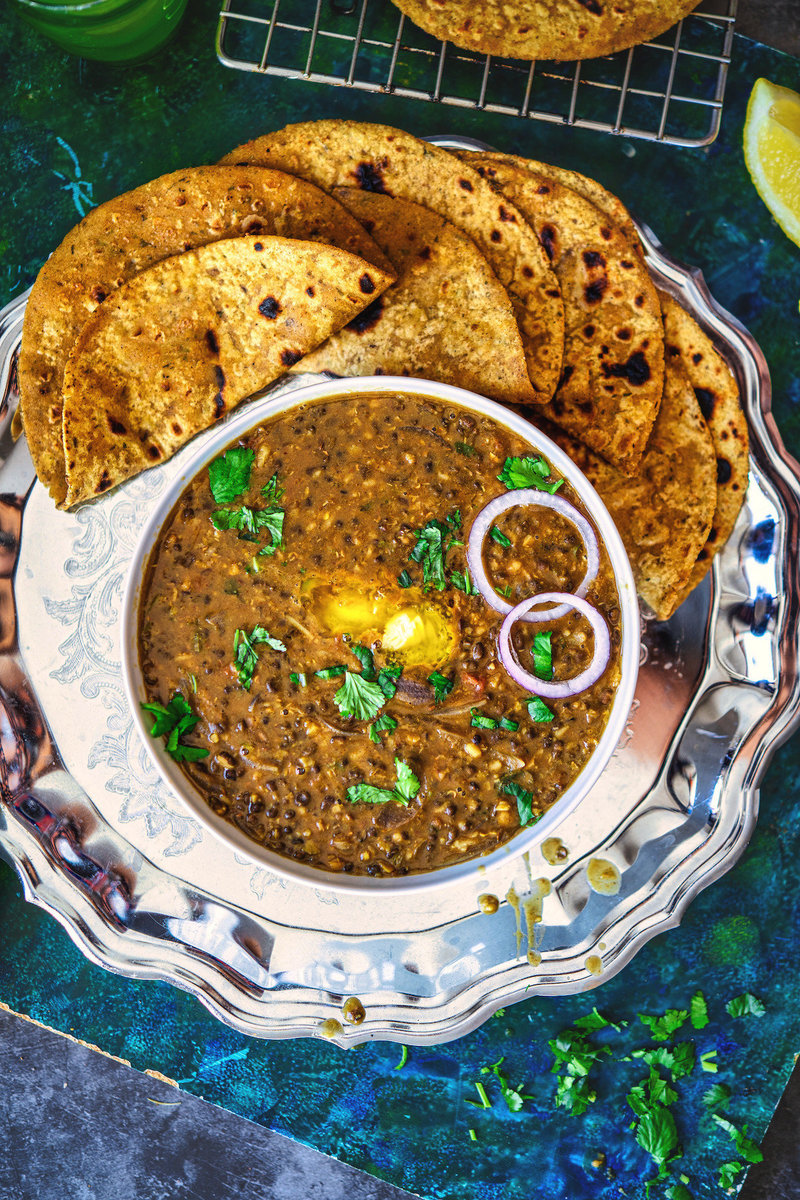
xmin=465 ymin=151 xmax=664 ymax=475
xmin=60 ymin=237 xmax=394 ymax=507
xmin=385 ymin=0 xmax=703 ymax=62
xmin=219 ymin=120 xmax=565 ymax=402
xmin=19 ymin=165 xmax=392 ymax=505
xmin=660 ymin=291 xmax=749 ymax=601
xmin=298 ymin=188 xmax=536 ymax=405
xmin=539 ymin=355 xmax=716 ymax=620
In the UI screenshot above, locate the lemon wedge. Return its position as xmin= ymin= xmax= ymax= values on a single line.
xmin=744 ymin=77 xmax=800 ymax=248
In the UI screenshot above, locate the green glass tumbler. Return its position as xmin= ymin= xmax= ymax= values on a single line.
xmin=8 ymin=0 xmax=189 ymax=63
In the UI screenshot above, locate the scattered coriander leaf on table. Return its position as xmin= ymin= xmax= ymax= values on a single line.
xmin=394 ymin=1045 xmax=408 ymax=1071
xmin=638 ymin=1009 xmax=689 ymax=1042
xmin=718 ymin=1161 xmax=745 ymax=1189
xmin=725 ymin=993 xmax=766 ymax=1018
xmin=690 ymin=991 xmax=709 ymax=1029
xmin=704 ymin=1082 xmax=732 ymax=1110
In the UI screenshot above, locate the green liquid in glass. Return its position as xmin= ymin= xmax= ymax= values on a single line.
xmin=9 ymin=0 xmax=189 ymax=63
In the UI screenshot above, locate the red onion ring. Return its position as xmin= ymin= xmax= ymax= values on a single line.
xmin=466 ymin=489 xmax=600 ymax=623
xmin=498 ymin=592 xmax=611 ymax=698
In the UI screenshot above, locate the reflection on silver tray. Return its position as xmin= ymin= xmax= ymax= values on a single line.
xmin=1 ymin=147 xmax=799 ymax=1046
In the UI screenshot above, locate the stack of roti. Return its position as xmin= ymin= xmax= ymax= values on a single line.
xmin=17 ymin=118 xmax=748 ymax=621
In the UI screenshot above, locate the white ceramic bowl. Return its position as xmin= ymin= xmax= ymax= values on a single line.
xmin=121 ymin=375 xmax=640 ymax=893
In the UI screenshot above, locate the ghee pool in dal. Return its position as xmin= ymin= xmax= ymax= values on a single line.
xmin=138 ymin=393 xmax=622 ymax=876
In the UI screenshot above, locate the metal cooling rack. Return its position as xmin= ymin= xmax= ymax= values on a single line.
xmin=216 ymin=0 xmax=737 ymax=147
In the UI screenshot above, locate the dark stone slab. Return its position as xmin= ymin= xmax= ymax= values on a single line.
xmin=0 ymin=1009 xmax=419 ymax=1200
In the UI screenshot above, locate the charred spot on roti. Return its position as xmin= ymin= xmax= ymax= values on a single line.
xmin=600 ymin=350 xmax=651 ymax=386
xmin=259 ymin=296 xmax=281 ymax=319
xmin=347 ymin=297 xmax=384 ymax=334
xmin=583 ymin=250 xmax=606 ymax=268
xmin=717 ymin=457 xmax=732 ymax=485
xmin=418 ymin=245 xmax=432 ymax=261
xmin=359 ymin=273 xmax=376 ymax=294
xmin=499 ymin=205 xmax=516 ymax=222
xmin=539 ymin=224 xmax=558 ymax=261
xmin=253 ymin=242 xmax=264 ymax=251
xmin=90 ymin=286 xmax=107 ymax=304
xmin=459 ymin=178 xmax=474 ymax=192
xmin=95 ymin=470 xmax=112 ymax=494
xmin=693 ymin=352 xmax=703 ymax=364
xmin=280 ymin=348 xmax=302 ymax=367
xmin=354 ymin=160 xmax=388 ymax=193
xmin=585 ymin=276 xmax=608 ymax=304
xmin=490 ymin=230 xmax=502 ymax=243
xmin=108 ymin=416 xmax=127 ymax=435
xmin=205 ymin=329 xmax=220 ymax=355
xmin=695 ymin=386 xmax=715 ymax=420
xmin=147 ymin=445 xmax=162 ymax=461
xmin=616 ymin=328 xmax=632 ymax=341
xmin=306 ymin=286 xmax=315 ymax=297
xmin=584 ymin=324 xmax=596 ymax=338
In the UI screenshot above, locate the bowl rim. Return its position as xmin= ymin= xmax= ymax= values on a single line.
xmin=121 ymin=374 xmax=640 ymax=895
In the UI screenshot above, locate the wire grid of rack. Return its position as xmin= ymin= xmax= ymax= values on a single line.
xmin=216 ymin=0 xmax=738 ymax=148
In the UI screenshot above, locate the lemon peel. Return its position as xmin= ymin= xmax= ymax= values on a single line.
xmin=744 ymin=77 xmax=800 ymax=249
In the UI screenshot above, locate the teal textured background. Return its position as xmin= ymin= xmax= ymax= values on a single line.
xmin=2 ymin=5 xmax=800 ymax=1196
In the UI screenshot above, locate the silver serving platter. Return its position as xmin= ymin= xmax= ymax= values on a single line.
xmin=1 ymin=159 xmax=799 ymax=1047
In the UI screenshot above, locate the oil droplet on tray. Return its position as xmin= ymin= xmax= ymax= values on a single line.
xmin=585 ymin=955 xmax=603 ymax=976
xmin=343 ymin=997 xmax=366 ymax=1025
xmin=541 ymin=837 xmax=570 ymax=865
xmin=319 ymin=1018 xmax=343 ymax=1038
xmin=586 ymin=857 xmax=621 ymax=896
xmin=478 ymin=893 xmax=500 ymax=914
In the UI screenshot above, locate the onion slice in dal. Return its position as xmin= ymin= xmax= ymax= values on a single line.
xmin=498 ymin=592 xmax=611 ymax=698
xmin=466 ymin=489 xmax=600 ymax=622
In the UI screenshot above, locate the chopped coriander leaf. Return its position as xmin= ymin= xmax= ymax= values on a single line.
xmin=712 ymin=1116 xmax=764 ymax=1164
xmin=233 ymin=626 xmax=286 ymax=689
xmin=346 ymin=781 xmax=396 ymax=805
xmin=532 ymin=631 xmax=553 ymax=680
xmin=377 ymin=663 xmax=402 ymax=699
xmin=500 ymin=778 xmax=540 ymax=827
xmin=528 ymin=696 xmax=554 ymax=723
xmin=315 ymin=665 xmax=346 ymax=680
xmin=347 ymin=758 xmax=420 ymax=806
xmin=690 ymin=991 xmax=709 ymax=1029
xmin=397 ymin=569 xmax=414 ymax=588
xmin=573 ymin=1007 xmax=623 ymax=1033
xmin=428 ymin=671 xmax=454 ymax=704
xmin=394 ymin=1045 xmax=408 ymax=1071
xmin=498 ymin=454 xmax=563 ymax=494
xmin=289 ymin=672 xmax=307 ymax=687
xmin=261 ymin=472 xmax=285 ymax=504
xmin=548 ymin=1026 xmax=610 ymax=1117
xmin=481 ymin=1057 xmax=533 ymax=1113
xmin=468 ymin=1129 xmax=478 ymax=1143
xmin=349 ymin=643 xmax=376 ymax=680
xmin=666 ymin=1185 xmax=692 ymax=1200
xmin=490 ymin=525 xmax=512 ymax=548
xmin=140 ymin=693 xmax=209 ymax=764
xmin=632 ymin=1043 xmax=696 ymax=1081
xmin=333 ymin=671 xmax=386 ymax=722
xmin=473 ymin=1080 xmax=491 ymax=1110
xmin=471 ymin=709 xmax=499 ymax=730
xmin=497 ymin=583 xmax=513 ymax=598
xmin=208 ymin=446 xmax=254 ymax=504
xmin=451 ymin=569 xmax=478 ymax=595
xmin=703 ymin=1082 xmax=732 ymax=1110
xmin=455 ymin=441 xmax=476 ymax=457
xmin=499 ymin=716 xmax=519 ymax=731
xmin=700 ymin=1050 xmax=718 ymax=1073
xmin=368 ymin=713 xmax=398 ymax=744
xmin=633 ymin=1104 xmax=680 ymax=1171
xmin=725 ymin=993 xmax=765 ymax=1018
xmin=394 ymin=758 xmax=421 ymax=803
xmin=718 ymin=1162 xmax=744 ymax=1189
xmin=637 ymin=1009 xmax=689 ymax=1042
xmin=409 ymin=513 xmax=462 ymax=591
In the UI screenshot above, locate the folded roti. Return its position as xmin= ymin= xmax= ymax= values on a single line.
xmin=298 ymin=188 xmax=535 ymax=405
xmin=538 ymin=356 xmax=716 ymax=620
xmin=660 ymin=292 xmax=749 ymax=603
xmin=386 ymin=0 xmax=703 ymax=62
xmin=19 ymin=165 xmax=391 ymax=504
xmin=465 ymin=152 xmax=664 ymax=474
xmin=219 ymin=120 xmax=564 ymax=403
xmin=61 ymin=237 xmax=394 ymax=507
